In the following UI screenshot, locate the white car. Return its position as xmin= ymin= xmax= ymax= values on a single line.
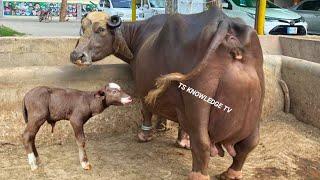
xmin=221 ymin=0 xmax=308 ymax=35
xmin=98 ymin=0 xmax=145 ymax=21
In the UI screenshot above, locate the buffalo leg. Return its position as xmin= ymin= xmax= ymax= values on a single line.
xmin=176 ymin=107 xmax=210 ymax=180
xmin=137 ymin=103 xmax=153 ymax=142
xmin=70 ymin=119 xmax=91 ymax=170
xmin=22 ymin=117 xmax=45 ymax=170
xmin=219 ymin=127 xmax=260 ymax=179
xmin=155 ymin=115 xmax=167 ymax=131
xmin=176 ymin=126 xmax=190 ymax=149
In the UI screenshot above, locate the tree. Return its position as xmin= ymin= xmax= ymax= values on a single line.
xmin=59 ymin=0 xmax=67 ymax=22
xmin=165 ymin=0 xmax=177 ymax=14
xmin=205 ymin=0 xmax=222 ymax=11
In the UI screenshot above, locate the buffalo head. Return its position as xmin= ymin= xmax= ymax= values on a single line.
xmin=70 ymin=12 xmax=133 ymax=66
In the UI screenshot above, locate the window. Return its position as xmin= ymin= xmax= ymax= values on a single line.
xmin=149 ymin=0 xmax=165 ymax=8
xmin=99 ymin=0 xmax=111 ymax=8
xmin=231 ymin=0 xmax=279 ymax=8
xmin=298 ymin=1 xmax=318 ymax=11
xmin=222 ymin=0 xmax=232 ymax=9
xmin=111 ymin=0 xmax=131 ymax=8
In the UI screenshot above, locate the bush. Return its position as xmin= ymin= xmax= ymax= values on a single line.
xmin=0 ymin=25 xmax=25 ymax=37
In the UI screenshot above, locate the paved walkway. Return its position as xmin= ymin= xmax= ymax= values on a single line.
xmin=0 ymin=16 xmax=81 ymax=36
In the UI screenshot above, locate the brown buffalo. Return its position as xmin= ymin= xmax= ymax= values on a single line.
xmin=74 ymin=11 xmax=191 ymax=148
xmin=70 ymin=8 xmax=264 ymax=179
xmin=22 ymin=83 xmax=132 ymax=170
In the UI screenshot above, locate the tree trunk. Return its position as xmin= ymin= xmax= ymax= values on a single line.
xmin=59 ymin=0 xmax=67 ymax=22
xmin=206 ymin=0 xmax=222 ymax=10
xmin=212 ymin=0 xmax=221 ymax=8
xmin=165 ymin=0 xmax=177 ymax=14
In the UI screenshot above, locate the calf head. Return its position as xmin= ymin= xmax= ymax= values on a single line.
xmin=70 ymin=12 xmax=133 ymax=66
xmin=95 ymin=83 xmax=132 ymax=106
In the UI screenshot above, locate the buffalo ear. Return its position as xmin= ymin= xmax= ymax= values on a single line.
xmin=113 ymin=29 xmax=134 ymax=59
xmin=94 ymin=90 xmax=105 ymax=98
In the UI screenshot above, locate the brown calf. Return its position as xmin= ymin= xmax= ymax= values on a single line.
xmin=22 ymin=83 xmax=132 ymax=170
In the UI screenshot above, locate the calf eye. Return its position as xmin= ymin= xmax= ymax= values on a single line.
xmin=111 ymin=90 xmax=118 ymax=94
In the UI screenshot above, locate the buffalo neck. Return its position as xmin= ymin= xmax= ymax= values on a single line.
xmin=114 ymin=20 xmax=147 ymax=64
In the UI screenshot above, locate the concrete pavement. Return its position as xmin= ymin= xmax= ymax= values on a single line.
xmin=0 ymin=16 xmax=81 ymax=36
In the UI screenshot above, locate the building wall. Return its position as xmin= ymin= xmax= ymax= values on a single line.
xmin=1 ymin=0 xmax=99 ymax=16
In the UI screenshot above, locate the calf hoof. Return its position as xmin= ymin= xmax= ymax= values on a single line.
xmin=137 ymin=131 xmax=153 ymax=142
xmin=217 ymin=168 xmax=242 ymax=180
xmin=36 ymin=157 xmax=41 ymax=165
xmin=28 ymin=153 xmax=38 ymax=171
xmin=188 ymin=172 xmax=210 ymax=180
xmin=81 ymin=162 xmax=92 ymax=170
xmin=176 ymin=138 xmax=191 ymax=150
xmin=30 ymin=164 xmax=38 ymax=171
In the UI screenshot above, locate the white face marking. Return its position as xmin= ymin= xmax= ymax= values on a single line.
xmin=121 ymin=97 xmax=132 ymax=104
xmin=108 ymin=83 xmax=121 ymax=90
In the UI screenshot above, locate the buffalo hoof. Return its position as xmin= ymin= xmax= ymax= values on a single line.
xmin=217 ymin=169 xmax=242 ymax=180
xmin=188 ymin=172 xmax=210 ymax=180
xmin=81 ymin=161 xmax=92 ymax=170
xmin=176 ymin=138 xmax=191 ymax=150
xmin=137 ymin=130 xmax=153 ymax=142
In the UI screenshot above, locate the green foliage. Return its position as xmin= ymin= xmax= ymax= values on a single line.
xmin=0 ymin=25 xmax=25 ymax=36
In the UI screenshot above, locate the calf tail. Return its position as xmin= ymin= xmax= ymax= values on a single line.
xmin=145 ymin=20 xmax=230 ymax=105
xmin=22 ymin=97 xmax=28 ymax=123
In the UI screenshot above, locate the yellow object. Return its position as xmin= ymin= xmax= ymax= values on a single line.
xmin=132 ymin=0 xmax=136 ymax=21
xmin=256 ymin=0 xmax=266 ymax=35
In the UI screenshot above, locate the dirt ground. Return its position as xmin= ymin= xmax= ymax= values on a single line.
xmin=0 ymin=112 xmax=319 ymax=180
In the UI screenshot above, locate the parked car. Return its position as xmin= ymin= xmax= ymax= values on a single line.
xmin=98 ymin=0 xmax=145 ymax=21
xmin=291 ymin=0 xmax=320 ymax=35
xmin=221 ymin=0 xmax=308 ymax=35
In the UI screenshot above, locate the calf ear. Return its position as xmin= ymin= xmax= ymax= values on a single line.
xmin=113 ymin=29 xmax=134 ymax=59
xmin=94 ymin=90 xmax=105 ymax=98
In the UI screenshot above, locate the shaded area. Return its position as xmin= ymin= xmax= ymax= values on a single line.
xmin=0 ymin=112 xmax=319 ymax=179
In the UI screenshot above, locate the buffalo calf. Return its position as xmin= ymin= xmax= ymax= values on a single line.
xmin=22 ymin=83 xmax=132 ymax=171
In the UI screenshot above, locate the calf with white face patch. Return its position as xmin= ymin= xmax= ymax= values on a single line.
xmin=22 ymin=82 xmax=132 ymax=171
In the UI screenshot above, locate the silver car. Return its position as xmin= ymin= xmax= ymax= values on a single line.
xmin=291 ymin=0 xmax=320 ymax=35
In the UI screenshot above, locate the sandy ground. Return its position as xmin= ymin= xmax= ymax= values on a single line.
xmin=0 ymin=112 xmax=319 ymax=180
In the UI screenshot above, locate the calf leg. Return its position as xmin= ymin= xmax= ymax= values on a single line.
xmin=137 ymin=103 xmax=153 ymax=142
xmin=219 ymin=127 xmax=260 ymax=180
xmin=22 ymin=118 xmax=46 ymax=170
xmin=70 ymin=120 xmax=91 ymax=170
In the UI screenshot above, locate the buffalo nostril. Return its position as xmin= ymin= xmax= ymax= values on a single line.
xmin=70 ymin=51 xmax=83 ymax=62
